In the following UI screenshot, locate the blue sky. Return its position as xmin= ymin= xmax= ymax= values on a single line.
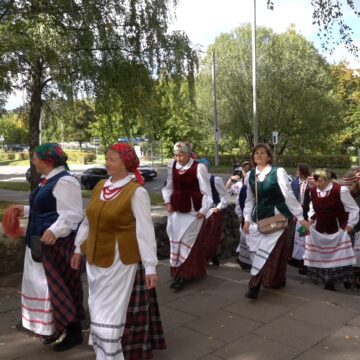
xmin=5 ymin=0 xmax=360 ymax=110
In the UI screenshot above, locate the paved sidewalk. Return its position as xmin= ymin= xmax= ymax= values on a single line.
xmin=1 ymin=260 xmax=360 ymax=360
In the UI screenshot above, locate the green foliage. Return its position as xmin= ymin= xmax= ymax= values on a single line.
xmin=276 ymin=154 xmax=351 ymax=169
xmin=195 ymin=24 xmax=343 ymax=154
xmin=0 ymin=112 xmax=28 ymax=145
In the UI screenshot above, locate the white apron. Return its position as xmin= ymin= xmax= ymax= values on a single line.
xmin=238 ymin=224 xmax=252 ymax=265
xmin=21 ymin=247 xmax=55 ymax=336
xmin=247 ymin=223 xmax=284 ymax=276
xmin=304 ymin=225 xmax=356 ymax=268
xmin=87 ymin=246 xmax=137 ymax=360
xmin=292 ymin=220 xmax=306 ymax=260
xmin=167 ymin=211 xmax=204 ymax=267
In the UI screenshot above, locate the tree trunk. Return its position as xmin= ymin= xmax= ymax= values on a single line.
xmin=28 ymin=58 xmax=44 ymax=190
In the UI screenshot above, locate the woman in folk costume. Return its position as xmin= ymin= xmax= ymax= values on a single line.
xmin=304 ymin=169 xmax=359 ymax=291
xmin=288 ymin=163 xmax=312 ymax=275
xmin=71 ymin=143 xmax=166 ymax=360
xmin=243 ymin=144 xmax=308 ymax=299
xmin=162 ymin=142 xmax=213 ymax=290
xmin=9 ymin=143 xmax=84 ymax=351
xmin=342 ymin=171 xmax=360 ymax=288
xmin=235 ymin=161 xmax=253 ymax=270
xmin=197 ymin=157 xmax=229 ymax=266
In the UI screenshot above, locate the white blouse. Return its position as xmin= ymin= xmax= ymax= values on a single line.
xmin=24 ymin=166 xmax=83 ymax=239
xmin=74 ymin=175 xmax=158 ymax=275
xmin=243 ymin=165 xmax=304 ymax=223
xmin=162 ymin=158 xmax=213 ymax=215
xmin=211 ymin=175 xmax=229 ymax=211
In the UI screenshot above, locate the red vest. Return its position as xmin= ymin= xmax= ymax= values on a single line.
xmin=170 ymin=161 xmax=203 ymax=213
xmin=311 ymin=182 xmax=347 ymax=234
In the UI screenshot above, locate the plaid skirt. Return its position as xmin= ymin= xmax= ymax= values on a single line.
xmin=122 ymin=265 xmax=166 ymax=360
xmin=249 ymin=226 xmax=290 ymax=289
xmin=204 ymin=211 xmax=224 ymax=259
xmin=41 ymin=233 xmax=84 ymax=337
xmin=170 ymin=220 xmax=207 ymax=280
xmin=307 ymin=266 xmax=354 ymax=285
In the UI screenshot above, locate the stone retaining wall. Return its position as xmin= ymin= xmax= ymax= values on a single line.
xmin=0 ymin=204 xmax=240 ymax=277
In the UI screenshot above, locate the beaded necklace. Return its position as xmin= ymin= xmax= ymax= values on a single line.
xmin=102 ymin=185 xmax=124 ymax=201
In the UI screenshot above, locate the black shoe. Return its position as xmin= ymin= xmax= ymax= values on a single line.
xmin=298 ymin=267 xmax=307 ymax=275
xmin=245 ymin=286 xmax=260 ymax=299
xmin=271 ymin=281 xmax=286 ymax=289
xmin=344 ymin=281 xmax=352 ymax=290
xmin=170 ymin=277 xmax=185 ymax=291
xmin=42 ymin=335 xmax=60 ymax=345
xmin=211 ymin=255 xmax=220 ymax=266
xmin=52 ymin=323 xmax=82 ymax=352
xmin=324 ymin=283 xmax=336 ymax=291
xmin=239 ymin=261 xmax=252 ymax=270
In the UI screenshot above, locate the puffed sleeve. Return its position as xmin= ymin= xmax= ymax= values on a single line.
xmin=131 ymin=187 xmax=158 ymax=275
xmin=48 ymin=175 xmax=84 ymax=239
xmin=276 ymin=168 xmax=304 ymax=221
xmin=197 ymin=163 xmax=213 ymax=215
xmin=162 ymin=159 xmax=175 ymax=204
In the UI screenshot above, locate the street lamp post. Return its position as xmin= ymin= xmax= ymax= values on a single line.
xmin=211 ymin=51 xmax=220 ymax=166
xmin=252 ymin=0 xmax=259 ymax=146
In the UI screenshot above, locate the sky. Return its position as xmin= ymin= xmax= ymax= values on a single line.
xmin=5 ymin=0 xmax=360 ymax=110
xmin=169 ymin=0 xmax=360 ymax=66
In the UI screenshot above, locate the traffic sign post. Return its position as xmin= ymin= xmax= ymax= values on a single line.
xmin=0 ymin=134 xmax=4 ymax=150
xmin=94 ymin=137 xmax=100 ymax=163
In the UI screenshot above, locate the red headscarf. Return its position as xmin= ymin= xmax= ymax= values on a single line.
xmin=110 ymin=143 xmax=144 ymax=185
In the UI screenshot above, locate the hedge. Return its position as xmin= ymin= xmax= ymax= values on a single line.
xmin=199 ymin=154 xmax=351 ymax=169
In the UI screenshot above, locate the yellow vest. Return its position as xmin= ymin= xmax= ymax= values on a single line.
xmin=81 ymin=179 xmax=141 ymax=267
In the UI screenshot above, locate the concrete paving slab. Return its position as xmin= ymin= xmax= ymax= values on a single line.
xmin=166 ymin=292 xmax=234 ymax=317
xmin=213 ymin=333 xmax=301 ymax=360
xmin=253 ymin=316 xmax=331 ymax=350
xmin=159 ymin=305 xmax=198 ymax=333
xmin=186 ymin=309 xmax=262 ymax=343
xmin=287 ymin=301 xmax=359 ymax=329
xmin=201 ymin=280 xmax=248 ymax=301
xmin=0 ymin=288 xmax=20 ymax=313
xmin=154 ymin=327 xmax=225 ymax=360
xmin=319 ymin=290 xmax=360 ymax=312
xmin=223 ymin=296 xmax=291 ymax=324
xmin=294 ymin=325 xmax=360 ymax=360
xmin=198 ymin=355 xmax=223 ymax=360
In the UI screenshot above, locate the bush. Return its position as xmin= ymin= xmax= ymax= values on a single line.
xmin=198 ymin=154 xmax=351 ymax=169
xmin=276 ymin=154 xmax=351 ymax=169
xmin=66 ymin=150 xmax=96 ymax=163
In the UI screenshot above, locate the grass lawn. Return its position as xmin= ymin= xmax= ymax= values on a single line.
xmin=0 ymin=182 xmax=30 ymax=191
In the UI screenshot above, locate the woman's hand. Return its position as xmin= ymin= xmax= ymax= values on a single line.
xmin=196 ymin=212 xmax=205 ymax=219
xmin=243 ymin=221 xmax=250 ymax=234
xmin=70 ymin=253 xmax=82 ymax=270
xmin=9 ymin=204 xmax=24 ymax=217
xmin=345 ymin=225 xmax=353 ymax=233
xmin=212 ymin=208 xmax=219 ymax=214
xmin=40 ymin=229 xmax=57 ymax=245
xmin=145 ymin=274 xmax=157 ymax=289
xmin=299 ymin=219 xmax=309 ymax=231
xmin=165 ymin=203 xmax=173 ymax=213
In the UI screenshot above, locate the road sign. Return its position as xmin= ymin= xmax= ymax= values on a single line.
xmin=272 ymin=131 xmax=278 ymax=145
xmin=0 ymin=134 xmax=4 ymax=142
xmin=94 ymin=137 xmax=100 ymax=147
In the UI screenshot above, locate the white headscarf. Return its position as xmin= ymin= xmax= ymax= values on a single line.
xmin=173 ymin=141 xmax=191 ymax=155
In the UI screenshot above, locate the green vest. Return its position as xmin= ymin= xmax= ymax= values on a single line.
xmin=249 ymin=167 xmax=292 ymax=222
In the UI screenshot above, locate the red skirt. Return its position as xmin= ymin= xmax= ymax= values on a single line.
xmin=204 ymin=211 xmax=224 ymax=260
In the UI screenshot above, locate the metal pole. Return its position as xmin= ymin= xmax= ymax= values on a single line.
xmin=252 ymin=0 xmax=258 ymax=146
xmin=211 ymin=51 xmax=220 ymax=166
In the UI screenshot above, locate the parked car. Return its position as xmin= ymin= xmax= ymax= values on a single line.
xmin=80 ymin=165 xmax=155 ymax=190
xmin=4 ymin=144 xmax=25 ymax=152
xmin=25 ymin=168 xmax=79 ymax=183
xmin=80 ymin=167 xmax=108 ymax=190
xmin=138 ymin=164 xmax=157 ymax=181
